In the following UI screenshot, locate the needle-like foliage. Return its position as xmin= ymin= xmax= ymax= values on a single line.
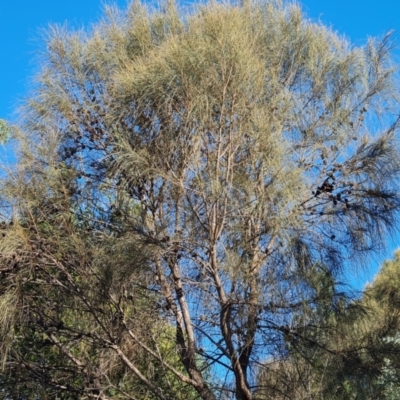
xmin=1 ymin=0 xmax=400 ymax=399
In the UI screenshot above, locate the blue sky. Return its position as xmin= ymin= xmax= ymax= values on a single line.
xmin=1 ymin=0 xmax=399 ymax=120
xmin=1 ymin=0 xmax=400 ymax=285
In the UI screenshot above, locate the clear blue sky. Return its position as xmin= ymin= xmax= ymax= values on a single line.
xmin=1 ymin=0 xmax=399 ymax=284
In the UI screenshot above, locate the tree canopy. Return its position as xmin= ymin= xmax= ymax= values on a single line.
xmin=1 ymin=1 xmax=400 ymax=399
xmin=256 ymin=251 xmax=400 ymax=399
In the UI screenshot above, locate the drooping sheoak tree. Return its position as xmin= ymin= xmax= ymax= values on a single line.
xmin=1 ymin=1 xmax=400 ymax=399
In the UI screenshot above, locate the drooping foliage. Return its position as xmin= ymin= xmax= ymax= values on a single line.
xmin=256 ymin=252 xmax=400 ymax=399
xmin=0 ymin=159 xmax=199 ymax=399
xmin=1 ymin=0 xmax=400 ymax=399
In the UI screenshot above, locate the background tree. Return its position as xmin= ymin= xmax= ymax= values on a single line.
xmin=365 ymin=251 xmax=400 ymax=398
xmin=0 ymin=119 xmax=10 ymax=143
xmin=256 ymin=251 xmax=400 ymax=400
xmin=2 ymin=0 xmax=400 ymax=399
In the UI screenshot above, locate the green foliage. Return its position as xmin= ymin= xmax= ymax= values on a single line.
xmin=2 ymin=0 xmax=400 ymax=399
xmin=0 ymin=157 xmax=198 ymax=399
xmin=0 ymin=119 xmax=10 ymax=143
xmin=257 ymin=252 xmax=400 ymax=399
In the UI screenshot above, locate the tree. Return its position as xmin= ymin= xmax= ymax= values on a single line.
xmin=0 ymin=160 xmax=200 ymax=399
xmin=0 ymin=119 xmax=10 ymax=143
xmin=256 ymin=252 xmax=400 ymax=400
xmin=344 ymin=252 xmax=400 ymax=399
xmin=2 ymin=0 xmax=400 ymax=399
